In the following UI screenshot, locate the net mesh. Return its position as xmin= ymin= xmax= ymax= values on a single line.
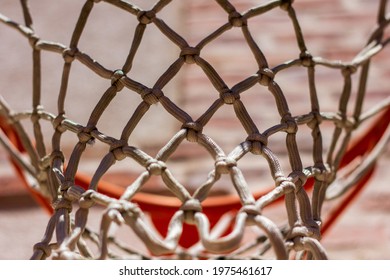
xmin=0 ymin=0 xmax=389 ymax=259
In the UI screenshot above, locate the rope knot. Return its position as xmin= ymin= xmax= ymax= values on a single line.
xmin=147 ymin=159 xmax=167 ymax=176
xmin=182 ymin=121 xmax=203 ymax=142
xmin=137 ymin=10 xmax=156 ymax=25
xmin=307 ymin=111 xmax=322 ymax=129
xmin=77 ymin=127 xmax=95 ymax=144
xmin=141 ymin=88 xmax=162 ymax=105
xmin=62 ymin=48 xmax=78 ymax=63
xmin=28 ymin=34 xmax=40 ymax=49
xmin=300 ymin=51 xmax=314 ymax=67
xmin=229 ymin=11 xmax=247 ymax=27
xmin=241 ymin=204 xmax=260 ymax=216
xmin=79 ymin=190 xmax=96 ymax=209
xmin=181 ymin=199 xmax=202 ymax=225
xmin=54 ymin=198 xmax=73 ymax=211
xmin=64 ymin=185 xmax=85 ymax=201
xmin=280 ymin=0 xmax=294 ymax=11
xmin=289 ymin=170 xmax=308 ymax=187
xmin=110 ymin=140 xmax=127 ymax=161
xmin=31 ymin=106 xmax=43 ymax=123
xmin=180 ymin=47 xmax=200 ymax=64
xmin=257 ymin=68 xmax=275 ymax=86
xmin=342 ymin=65 xmax=357 ymax=76
xmin=220 ymin=89 xmax=239 ymax=104
xmin=50 ymin=150 xmax=65 ymax=164
xmin=33 ymin=242 xmax=52 ymax=259
xmin=111 ymin=69 xmax=125 ymax=91
xmin=215 ymin=157 xmax=236 ymax=174
xmin=282 ymin=114 xmax=298 ymax=134
xmin=53 ymin=114 xmax=67 ymax=133
xmin=247 ymin=133 xmax=268 ymax=155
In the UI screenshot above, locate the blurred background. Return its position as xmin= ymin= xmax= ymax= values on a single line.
xmin=0 ymin=0 xmax=389 ymax=259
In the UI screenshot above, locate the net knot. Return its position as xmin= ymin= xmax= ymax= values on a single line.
xmin=54 ymin=197 xmax=73 ymax=211
xmin=110 ymin=140 xmax=127 ymax=161
xmin=257 ymin=68 xmax=275 ymax=86
xmin=60 ymin=180 xmax=73 ymax=193
xmin=79 ymin=190 xmax=96 ymax=209
xmin=62 ymin=48 xmax=78 ymax=63
xmin=33 ymin=242 xmax=52 ymax=259
xmin=181 ymin=199 xmax=202 ymax=225
xmin=31 ymin=106 xmax=43 ymax=123
xmin=147 ymin=159 xmax=167 ymax=176
xmin=28 ymin=34 xmax=40 ymax=49
xmin=53 ymin=114 xmax=67 ymax=133
xmin=64 ymin=185 xmax=85 ymax=201
xmin=137 ymin=10 xmax=156 ymax=25
xmin=247 ymin=133 xmax=268 ymax=155
xmin=229 ymin=11 xmax=247 ymax=27
xmin=307 ymin=110 xmax=322 ymax=129
xmin=282 ymin=114 xmax=298 ymax=134
xmin=241 ymin=204 xmax=260 ymax=217
xmin=342 ymin=65 xmax=357 ymax=76
xmin=50 ymin=150 xmax=65 ymax=163
xmin=215 ymin=157 xmax=237 ymax=174
xmin=300 ymin=51 xmax=314 ymax=67
xmin=221 ymin=89 xmax=239 ymax=104
xmin=141 ymin=88 xmax=162 ymax=105
xmin=180 ymin=47 xmax=200 ymax=64
xmin=111 ymin=69 xmax=125 ymax=91
xmin=280 ymin=0 xmax=294 ymax=11
xmin=311 ymin=163 xmax=331 ymax=182
xmin=77 ymin=127 xmax=95 ymax=144
xmin=182 ymin=121 xmax=203 ymax=142
xmin=289 ymin=170 xmax=308 ymax=187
